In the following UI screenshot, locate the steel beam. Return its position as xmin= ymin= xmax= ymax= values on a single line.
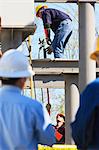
xmin=35 ymin=0 xmax=98 ymax=3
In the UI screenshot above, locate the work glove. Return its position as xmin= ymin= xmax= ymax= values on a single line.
xmin=46 ymin=46 xmax=53 ymax=54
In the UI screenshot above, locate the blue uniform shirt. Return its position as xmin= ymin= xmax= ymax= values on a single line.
xmin=0 ymin=85 xmax=55 ymax=150
xmin=71 ymin=78 xmax=99 ymax=149
xmin=41 ymin=8 xmax=72 ymax=33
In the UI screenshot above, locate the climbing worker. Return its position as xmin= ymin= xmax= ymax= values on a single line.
xmin=36 ymin=4 xmax=72 ymax=58
xmin=0 ymin=49 xmax=55 ymax=150
xmin=54 ymin=113 xmax=65 ymax=144
xmin=71 ymin=36 xmax=99 ymax=149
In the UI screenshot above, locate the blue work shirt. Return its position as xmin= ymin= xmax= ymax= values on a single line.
xmin=0 ymin=85 xmax=55 ymax=150
xmin=41 ymin=8 xmax=72 ymax=33
xmin=71 ymin=78 xmax=99 ymax=149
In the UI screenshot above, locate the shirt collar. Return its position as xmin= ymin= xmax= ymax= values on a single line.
xmin=0 ymin=85 xmax=22 ymax=94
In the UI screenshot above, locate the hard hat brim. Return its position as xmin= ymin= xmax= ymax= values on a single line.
xmin=90 ymin=51 xmax=99 ymax=60
xmin=0 ymin=69 xmax=35 ymax=78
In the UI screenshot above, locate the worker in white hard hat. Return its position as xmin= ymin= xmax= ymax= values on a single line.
xmin=71 ymin=36 xmax=99 ymax=149
xmin=35 ymin=4 xmax=72 ymax=58
xmin=0 ymin=49 xmax=55 ymax=150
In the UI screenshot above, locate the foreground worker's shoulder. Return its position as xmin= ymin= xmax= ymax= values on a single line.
xmin=20 ymin=95 xmax=51 ymax=122
xmin=21 ymin=95 xmax=49 ymax=116
xmin=80 ymin=78 xmax=99 ymax=99
xmin=22 ymin=95 xmax=42 ymax=107
xmin=86 ymin=78 xmax=99 ymax=91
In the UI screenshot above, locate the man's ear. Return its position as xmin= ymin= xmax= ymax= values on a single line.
xmin=18 ymin=78 xmax=27 ymax=89
xmin=0 ymin=50 xmax=2 ymax=58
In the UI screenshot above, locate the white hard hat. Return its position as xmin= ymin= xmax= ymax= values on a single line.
xmin=0 ymin=49 xmax=35 ymax=78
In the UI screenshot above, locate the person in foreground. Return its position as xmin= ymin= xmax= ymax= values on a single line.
xmin=71 ymin=38 xmax=99 ymax=150
xmin=0 ymin=49 xmax=55 ymax=150
xmin=36 ymin=5 xmax=72 ymax=58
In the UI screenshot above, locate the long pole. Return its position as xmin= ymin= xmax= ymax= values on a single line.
xmin=79 ymin=2 xmax=96 ymax=92
xmin=28 ymin=36 xmax=36 ymax=99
